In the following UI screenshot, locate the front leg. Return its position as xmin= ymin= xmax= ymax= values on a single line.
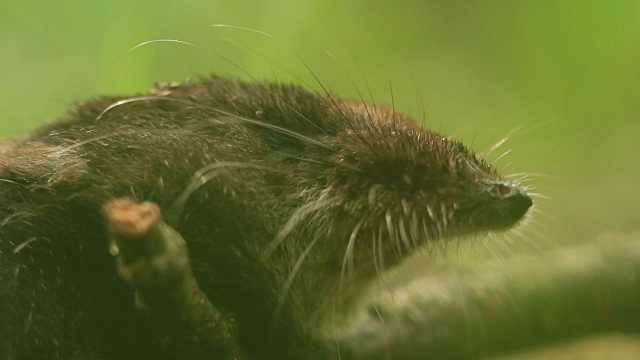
xmin=104 ymin=198 xmax=242 ymax=360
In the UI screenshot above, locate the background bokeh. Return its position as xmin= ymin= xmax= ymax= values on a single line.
xmin=1 ymin=0 xmax=638 ymax=252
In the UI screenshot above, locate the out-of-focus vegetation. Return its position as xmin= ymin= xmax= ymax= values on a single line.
xmin=1 ymin=0 xmax=638 ymax=250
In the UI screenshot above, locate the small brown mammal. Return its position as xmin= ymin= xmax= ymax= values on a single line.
xmin=0 ymin=76 xmax=531 ymax=359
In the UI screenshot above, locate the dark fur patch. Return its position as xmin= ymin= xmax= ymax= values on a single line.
xmin=0 ymin=77 xmax=530 ymax=359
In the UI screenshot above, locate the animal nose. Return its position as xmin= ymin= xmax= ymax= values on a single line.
xmin=490 ymin=182 xmax=533 ymax=219
xmin=508 ymin=185 xmax=532 ymax=216
xmin=496 ymin=183 xmax=533 ymax=218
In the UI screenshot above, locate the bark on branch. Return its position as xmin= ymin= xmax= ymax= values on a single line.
xmin=104 ymin=198 xmax=241 ymax=360
xmin=329 ymin=234 xmax=640 ymax=359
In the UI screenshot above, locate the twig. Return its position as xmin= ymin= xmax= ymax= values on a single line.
xmin=104 ymin=198 xmax=241 ymax=360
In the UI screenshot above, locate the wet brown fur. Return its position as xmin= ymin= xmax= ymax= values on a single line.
xmin=0 ymin=76 xmax=531 ymax=359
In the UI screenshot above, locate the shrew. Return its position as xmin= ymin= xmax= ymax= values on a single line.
xmin=0 ymin=77 xmax=531 ymax=359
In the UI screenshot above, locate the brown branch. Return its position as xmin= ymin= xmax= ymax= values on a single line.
xmin=104 ymin=198 xmax=242 ymax=360
xmin=330 ymin=234 xmax=640 ymax=359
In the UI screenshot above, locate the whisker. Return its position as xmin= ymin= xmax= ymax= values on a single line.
xmin=421 ymin=218 xmax=432 ymax=245
xmin=211 ymin=24 xmax=377 ymax=152
xmin=364 ymin=287 xmax=388 ymax=333
xmin=324 ymin=53 xmax=377 ymax=131
xmin=52 ymin=133 xmax=124 ymax=154
xmin=410 ymin=210 xmax=421 ymax=250
xmin=1 ymin=211 xmax=37 ymax=228
xmin=332 ymin=299 xmax=342 ymax=360
xmin=221 ymin=37 xmax=313 ymax=89
xmin=426 ymin=205 xmax=443 ymax=238
xmin=354 ymin=61 xmax=378 ymax=113
xmin=377 ymin=225 xmax=386 ymax=274
xmin=367 ymin=184 xmax=384 ymax=207
xmin=499 ymin=161 xmax=514 ymax=174
xmin=515 ymin=230 xmax=546 ymax=252
xmin=505 ymin=172 xmax=552 ymax=180
xmin=273 ymin=235 xmax=321 ymax=328
xmin=0 ymin=178 xmax=23 ymax=186
xmin=498 ymin=235 xmax=516 ymax=256
xmin=96 ymin=96 xmax=334 ymax=151
xmin=385 ymin=210 xmax=402 ymax=257
xmin=167 ymin=161 xmax=281 ymax=224
xmin=530 ymin=208 xmax=558 ymax=221
xmin=123 ymin=39 xmax=206 ymax=58
xmin=493 ymin=148 xmax=512 ymax=163
xmin=527 ymin=192 xmax=551 ymax=199
xmin=440 ymin=203 xmax=449 ymax=229
xmin=388 ymin=80 xmax=398 ymax=130
xmin=126 ymin=35 xmax=327 ymax=134
xmin=339 ymin=219 xmax=364 ymax=294
xmin=397 ymin=216 xmax=412 ymax=251
xmin=522 ymin=226 xmax=556 ymax=250
xmin=96 ymin=96 xmax=173 ymax=122
xmin=372 ymin=233 xmax=382 ymax=285
xmin=12 ymin=237 xmax=37 ymax=254
xmin=480 ymin=125 xmax=523 ymax=158
xmin=262 ymin=196 xmax=336 ymax=259
xmin=349 ymin=75 xmax=377 ymax=131
xmin=481 ymin=237 xmax=502 ymax=260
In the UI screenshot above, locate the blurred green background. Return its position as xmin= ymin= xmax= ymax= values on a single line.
xmin=1 ymin=0 xmax=638 ymax=251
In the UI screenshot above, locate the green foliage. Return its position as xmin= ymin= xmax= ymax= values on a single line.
xmin=1 ymin=0 xmax=638 ymax=246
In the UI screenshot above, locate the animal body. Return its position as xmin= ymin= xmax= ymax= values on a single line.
xmin=0 ymin=76 xmax=531 ymax=359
